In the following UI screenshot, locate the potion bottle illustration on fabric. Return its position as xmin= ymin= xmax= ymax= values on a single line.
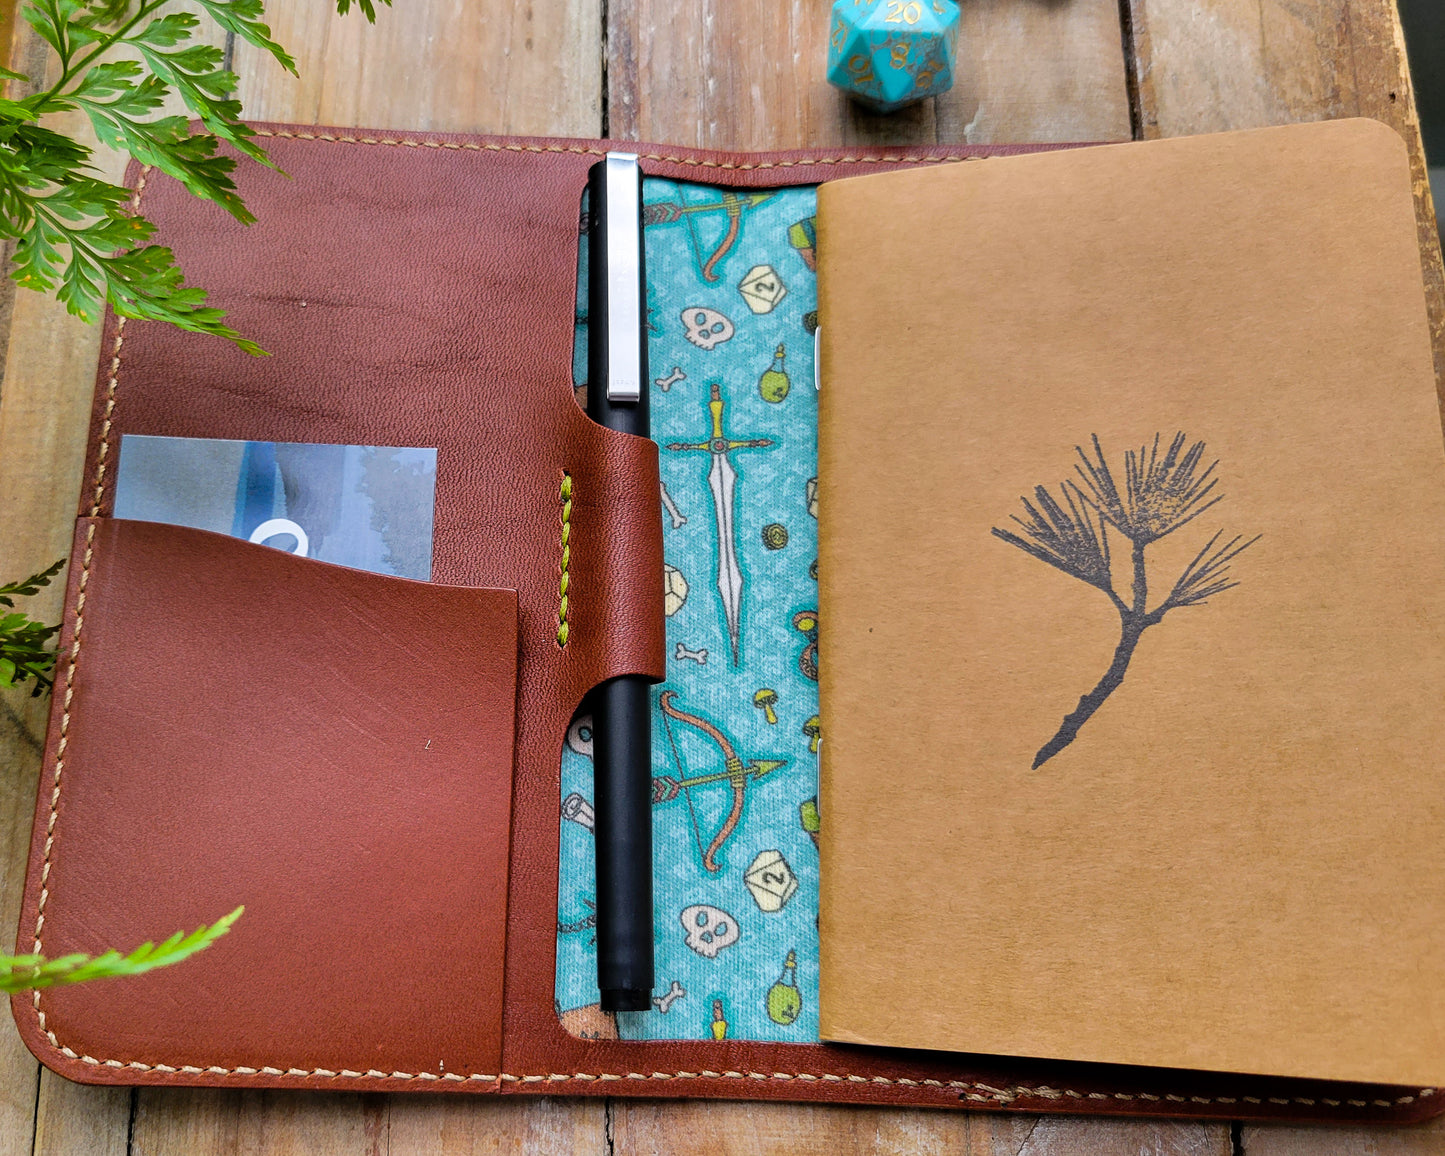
xmin=766 ymin=949 xmax=802 ymax=1025
xmin=758 ymin=344 xmax=790 ymax=403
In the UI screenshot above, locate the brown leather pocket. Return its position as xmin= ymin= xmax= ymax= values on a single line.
xmin=15 ymin=518 xmax=518 ymax=1083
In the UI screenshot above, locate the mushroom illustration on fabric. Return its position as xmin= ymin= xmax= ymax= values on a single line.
xmin=792 ymin=610 xmax=818 ymax=682
xmin=992 ymin=433 xmax=1259 ymax=769
xmin=803 ymin=715 xmax=821 ymax=754
xmin=753 ymin=688 xmax=779 ymax=725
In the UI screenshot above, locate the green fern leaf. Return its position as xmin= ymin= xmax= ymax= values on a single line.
xmin=193 ymin=0 xmax=297 ymax=75
xmin=0 ymin=908 xmax=244 ymax=992
xmin=335 ymin=0 xmax=391 ymax=23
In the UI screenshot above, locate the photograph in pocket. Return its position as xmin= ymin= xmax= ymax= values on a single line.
xmin=113 ymin=434 xmax=438 ymax=580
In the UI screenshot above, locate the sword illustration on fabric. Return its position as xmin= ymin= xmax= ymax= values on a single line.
xmin=667 ymin=384 xmax=774 ymax=666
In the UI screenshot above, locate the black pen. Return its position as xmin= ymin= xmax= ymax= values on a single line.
xmin=586 ymin=152 xmax=654 ymax=1013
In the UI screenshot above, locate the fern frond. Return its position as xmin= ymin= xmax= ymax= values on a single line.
xmin=0 ymin=559 xmax=66 ymax=695
xmin=0 ymin=558 xmax=64 ymax=607
xmin=0 ymin=907 xmax=243 ymax=992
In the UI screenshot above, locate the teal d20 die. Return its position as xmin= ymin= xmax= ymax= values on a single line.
xmin=826 ymin=0 xmax=960 ymax=114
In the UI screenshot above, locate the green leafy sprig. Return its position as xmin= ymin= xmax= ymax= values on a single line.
xmin=0 ymin=906 xmax=243 ymax=992
xmin=2 ymin=0 xmax=388 ymax=353
xmin=0 ymin=559 xmax=65 ymax=695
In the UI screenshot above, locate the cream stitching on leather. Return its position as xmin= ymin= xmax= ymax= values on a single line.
xmin=556 ymin=472 xmax=572 ymax=646
xmin=33 ymin=162 xmax=155 ymax=1028
xmin=28 ymin=1039 xmax=1445 ymax=1112
xmin=32 ymin=139 xmax=1436 ymax=1114
xmin=88 ymin=316 xmax=124 ymax=519
xmin=85 ymin=166 xmax=148 ymax=519
xmin=250 ymin=128 xmax=976 ymax=170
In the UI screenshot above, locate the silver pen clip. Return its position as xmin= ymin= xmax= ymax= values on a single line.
xmin=603 ymin=152 xmax=643 ymax=404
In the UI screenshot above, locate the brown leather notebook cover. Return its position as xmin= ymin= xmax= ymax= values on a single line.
xmin=11 ymin=121 xmax=1441 ymax=1124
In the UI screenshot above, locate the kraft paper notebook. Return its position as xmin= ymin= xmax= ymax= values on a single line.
xmin=12 ymin=116 xmax=1445 ymax=1125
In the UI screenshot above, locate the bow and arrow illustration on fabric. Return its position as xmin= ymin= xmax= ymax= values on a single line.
xmin=653 ymin=690 xmax=789 ymax=873
xmin=644 ymin=191 xmax=776 ymax=283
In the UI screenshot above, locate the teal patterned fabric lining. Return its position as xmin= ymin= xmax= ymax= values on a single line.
xmin=558 ymin=180 xmax=821 ymax=1043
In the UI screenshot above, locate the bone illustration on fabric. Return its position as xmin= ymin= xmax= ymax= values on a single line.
xmin=674 ymin=642 xmax=708 ymax=665
xmin=653 ymin=979 xmax=686 ymax=1014
xmin=558 ymin=179 xmax=821 ymax=1044
xmin=660 ymin=480 xmax=687 ymax=528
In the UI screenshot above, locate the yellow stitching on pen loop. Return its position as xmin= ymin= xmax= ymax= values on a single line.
xmin=557 ymin=472 xmax=573 ymax=646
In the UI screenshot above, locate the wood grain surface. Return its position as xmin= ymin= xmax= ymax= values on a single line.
xmin=607 ymin=0 xmax=1130 ymax=148
xmin=1 ymin=0 xmax=1442 ymax=1152
xmin=1124 ymin=0 xmax=1445 ymax=448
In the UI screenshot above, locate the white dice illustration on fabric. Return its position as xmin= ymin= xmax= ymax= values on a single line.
xmin=743 ymin=849 xmax=798 ymax=913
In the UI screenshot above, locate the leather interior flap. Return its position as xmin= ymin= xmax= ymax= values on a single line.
xmin=14 ymin=518 xmax=519 ymax=1084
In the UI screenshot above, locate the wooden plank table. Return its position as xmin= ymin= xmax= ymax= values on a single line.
xmin=2 ymin=0 xmax=1443 ymax=1151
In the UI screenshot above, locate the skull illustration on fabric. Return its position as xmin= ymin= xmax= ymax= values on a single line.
xmin=681 ymin=306 xmax=735 ymax=351
xmin=680 ymin=904 xmax=741 ymax=959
